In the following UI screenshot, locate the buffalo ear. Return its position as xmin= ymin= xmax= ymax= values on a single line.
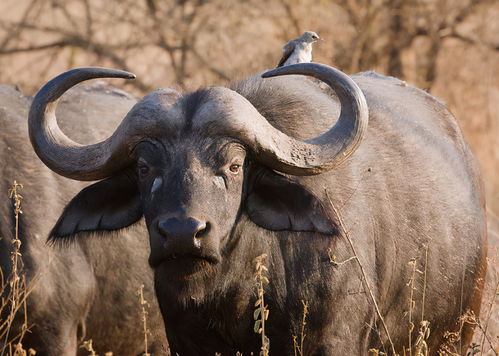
xmin=49 ymin=169 xmax=143 ymax=241
xmin=245 ymin=168 xmax=337 ymax=234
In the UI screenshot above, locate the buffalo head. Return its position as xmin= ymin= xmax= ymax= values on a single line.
xmin=29 ymin=64 xmax=367 ymax=283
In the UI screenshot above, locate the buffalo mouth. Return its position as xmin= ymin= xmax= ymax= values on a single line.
xmin=162 ymin=252 xmax=219 ymax=264
xmin=149 ymin=250 xmax=220 ymax=277
xmin=161 ymin=254 xmax=220 ymax=280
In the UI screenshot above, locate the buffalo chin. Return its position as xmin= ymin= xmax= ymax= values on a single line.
xmin=154 ymin=256 xmax=221 ymax=307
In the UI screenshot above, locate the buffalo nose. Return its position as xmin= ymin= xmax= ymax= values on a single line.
xmin=158 ymin=217 xmax=208 ymax=242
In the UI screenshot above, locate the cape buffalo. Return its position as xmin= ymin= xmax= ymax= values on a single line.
xmin=0 ymin=83 xmax=168 ymax=355
xmin=30 ymin=64 xmax=486 ymax=355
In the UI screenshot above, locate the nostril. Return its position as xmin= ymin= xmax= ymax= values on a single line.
xmin=195 ymin=222 xmax=210 ymax=239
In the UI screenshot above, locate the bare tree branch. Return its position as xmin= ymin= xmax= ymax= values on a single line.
xmin=0 ymin=0 xmax=40 ymax=51
xmin=191 ymin=47 xmax=230 ymax=81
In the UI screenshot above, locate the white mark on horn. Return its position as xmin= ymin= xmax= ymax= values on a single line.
xmin=150 ymin=177 xmax=163 ymax=200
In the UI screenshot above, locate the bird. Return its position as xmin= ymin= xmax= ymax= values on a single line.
xmin=277 ymin=31 xmax=321 ymax=68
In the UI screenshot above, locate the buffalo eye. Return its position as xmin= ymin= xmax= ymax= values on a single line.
xmin=137 ymin=159 xmax=150 ymax=178
xmin=228 ymin=164 xmax=241 ymax=175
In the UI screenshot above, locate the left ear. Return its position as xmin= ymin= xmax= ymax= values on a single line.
xmin=49 ymin=169 xmax=143 ymax=241
xmin=245 ymin=168 xmax=337 ymax=234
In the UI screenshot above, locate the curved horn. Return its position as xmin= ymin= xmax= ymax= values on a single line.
xmin=253 ymin=63 xmax=368 ymax=175
xmin=29 ymin=67 xmax=136 ymax=181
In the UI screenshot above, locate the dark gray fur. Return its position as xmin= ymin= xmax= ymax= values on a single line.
xmin=46 ymin=72 xmax=486 ymax=355
xmin=0 ymin=83 xmax=168 ymax=356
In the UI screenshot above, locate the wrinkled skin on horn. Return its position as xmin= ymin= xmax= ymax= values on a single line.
xmin=31 ymin=65 xmax=486 ymax=355
xmin=29 ymin=68 xmax=136 ymax=181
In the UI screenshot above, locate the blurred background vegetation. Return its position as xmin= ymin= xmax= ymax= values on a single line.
xmin=0 ymin=0 xmax=497 ymax=339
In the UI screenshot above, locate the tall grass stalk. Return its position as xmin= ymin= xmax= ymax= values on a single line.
xmin=420 ymin=242 xmax=429 ymax=323
xmin=461 ymin=311 xmax=498 ymax=356
xmin=326 ymin=192 xmax=397 ymax=356
xmin=413 ymin=241 xmax=430 ymax=356
xmin=254 ymin=253 xmax=270 ymax=356
xmin=480 ymin=254 xmax=498 ymax=355
xmin=407 ymin=258 xmax=418 ymax=356
xmin=293 ymin=300 xmax=309 ymax=356
xmin=80 ymin=339 xmax=97 ymax=356
xmin=0 ymin=181 xmax=32 ymax=356
xmin=136 ymin=284 xmax=150 ymax=356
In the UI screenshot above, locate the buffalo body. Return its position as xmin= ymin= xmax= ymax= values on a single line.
xmin=31 ymin=65 xmax=486 ymax=355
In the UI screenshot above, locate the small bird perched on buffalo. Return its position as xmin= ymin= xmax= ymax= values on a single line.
xmin=277 ymin=31 xmax=321 ymax=67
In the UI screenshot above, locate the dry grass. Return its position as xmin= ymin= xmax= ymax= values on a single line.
xmin=1 ymin=181 xmax=161 ymax=356
xmin=0 ymin=182 xmax=35 ymax=356
xmin=79 ymin=339 xmax=114 ymax=356
xmin=327 ymin=191 xmax=498 ymax=356
xmin=80 ymin=339 xmax=98 ymax=356
xmin=254 ymin=253 xmax=270 ymax=356
xmin=292 ymin=300 xmax=309 ymax=356
xmin=136 ymin=284 xmax=151 ymax=356
xmin=78 ymin=284 xmax=154 ymax=356
xmin=473 ymin=252 xmax=499 ymax=356
xmin=327 ymin=191 xmax=397 ymax=356
xmin=437 ymin=309 xmax=498 ymax=356
xmin=0 ymin=160 xmax=495 ymax=356
xmin=413 ymin=243 xmax=431 ymax=356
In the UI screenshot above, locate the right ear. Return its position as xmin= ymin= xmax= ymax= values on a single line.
xmin=245 ymin=167 xmax=337 ymax=235
xmin=49 ymin=169 xmax=143 ymax=242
